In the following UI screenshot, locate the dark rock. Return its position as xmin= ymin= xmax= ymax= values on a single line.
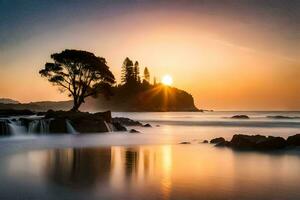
xmin=267 ymin=115 xmax=298 ymax=119
xmin=203 ymin=140 xmax=208 ymax=143
xmin=215 ymin=140 xmax=231 ymax=147
xmin=74 ymin=119 xmax=109 ymax=134
xmin=112 ymin=122 xmax=127 ymax=131
xmin=129 ymin=129 xmax=140 ymax=133
xmin=210 ymin=137 xmax=226 ymax=144
xmin=230 ymin=134 xmax=286 ymax=150
xmin=112 ymin=117 xmax=142 ymax=126
xmin=0 ymin=120 xmax=10 ymax=136
xmin=156 ymin=125 xmax=160 ymax=127
xmin=49 ymin=119 xmax=68 ymax=133
xmin=231 ymin=115 xmax=249 ymax=119
xmin=287 ymin=134 xmax=300 ymax=146
xmin=255 ymin=136 xmax=286 ymax=150
xmin=230 ymin=134 xmax=266 ymax=149
xmin=143 ymin=123 xmax=152 ymax=127
xmin=0 ymin=109 xmax=35 ymax=117
xmin=179 ymin=142 xmax=191 ymax=144
xmin=45 ymin=110 xmax=112 ymax=133
xmin=37 ymin=112 xmax=46 ymax=116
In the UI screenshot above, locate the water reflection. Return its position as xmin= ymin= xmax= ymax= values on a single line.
xmin=46 ymin=148 xmax=111 ymax=188
xmin=3 ymin=145 xmax=300 ymax=200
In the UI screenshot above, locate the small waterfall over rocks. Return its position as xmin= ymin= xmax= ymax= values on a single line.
xmin=0 ymin=110 xmax=121 ymax=136
xmin=66 ymin=120 xmax=77 ymax=134
xmin=8 ymin=119 xmax=27 ymax=135
xmin=104 ymin=121 xmax=114 ymax=132
xmin=28 ymin=119 xmax=51 ymax=134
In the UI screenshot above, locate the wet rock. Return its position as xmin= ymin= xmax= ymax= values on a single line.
xmin=203 ymin=140 xmax=208 ymax=143
xmin=230 ymin=134 xmax=266 ymax=149
xmin=143 ymin=123 xmax=152 ymax=127
xmin=287 ymin=134 xmax=300 ymax=146
xmin=267 ymin=115 xmax=298 ymax=119
xmin=179 ymin=142 xmax=191 ymax=144
xmin=45 ymin=110 xmax=112 ymax=133
xmin=230 ymin=134 xmax=286 ymax=150
xmin=112 ymin=122 xmax=127 ymax=131
xmin=210 ymin=137 xmax=226 ymax=144
xmin=129 ymin=129 xmax=140 ymax=133
xmin=49 ymin=119 xmax=68 ymax=133
xmin=231 ymin=115 xmax=249 ymax=119
xmin=255 ymin=136 xmax=286 ymax=150
xmin=0 ymin=120 xmax=10 ymax=136
xmin=74 ymin=119 xmax=109 ymax=133
xmin=112 ymin=117 xmax=142 ymax=126
xmin=215 ymin=140 xmax=231 ymax=147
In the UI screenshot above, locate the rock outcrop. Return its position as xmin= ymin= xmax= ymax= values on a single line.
xmin=45 ymin=110 xmax=112 ymax=133
xmin=208 ymin=134 xmax=298 ymax=150
xmin=267 ymin=115 xmax=299 ymax=119
xmin=210 ymin=137 xmax=225 ymax=144
xmin=231 ymin=115 xmax=249 ymax=119
xmin=286 ymin=134 xmax=300 ymax=146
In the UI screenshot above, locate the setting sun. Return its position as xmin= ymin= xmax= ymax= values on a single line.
xmin=162 ymin=75 xmax=173 ymax=86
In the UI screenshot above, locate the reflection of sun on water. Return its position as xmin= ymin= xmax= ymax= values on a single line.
xmin=161 ymin=145 xmax=172 ymax=200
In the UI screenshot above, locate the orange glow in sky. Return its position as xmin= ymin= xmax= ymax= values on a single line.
xmin=0 ymin=2 xmax=299 ymax=110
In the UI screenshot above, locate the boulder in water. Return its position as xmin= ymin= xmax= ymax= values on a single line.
xmin=45 ymin=110 xmax=112 ymax=133
xmin=179 ymin=141 xmax=191 ymax=144
xmin=230 ymin=134 xmax=266 ymax=149
xmin=230 ymin=134 xmax=286 ymax=150
xmin=143 ymin=123 xmax=152 ymax=127
xmin=255 ymin=136 xmax=286 ymax=150
xmin=129 ymin=129 xmax=140 ymax=133
xmin=231 ymin=115 xmax=249 ymax=119
xmin=215 ymin=140 xmax=231 ymax=147
xmin=112 ymin=122 xmax=127 ymax=131
xmin=210 ymin=137 xmax=226 ymax=144
xmin=267 ymin=115 xmax=298 ymax=119
xmin=287 ymin=134 xmax=300 ymax=146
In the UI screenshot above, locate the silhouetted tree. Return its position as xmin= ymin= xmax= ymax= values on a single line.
xmin=39 ymin=49 xmax=115 ymax=111
xmin=143 ymin=67 xmax=150 ymax=83
xmin=133 ymin=61 xmax=140 ymax=83
xmin=121 ymin=57 xmax=135 ymax=85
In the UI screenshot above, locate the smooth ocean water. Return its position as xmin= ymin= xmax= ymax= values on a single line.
xmin=0 ymin=111 xmax=299 ymax=200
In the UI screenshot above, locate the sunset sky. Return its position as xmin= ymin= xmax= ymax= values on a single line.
xmin=0 ymin=0 xmax=299 ymax=110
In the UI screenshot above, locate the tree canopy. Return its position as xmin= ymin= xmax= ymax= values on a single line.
xmin=39 ymin=49 xmax=115 ymax=111
xmin=121 ymin=57 xmax=141 ymax=86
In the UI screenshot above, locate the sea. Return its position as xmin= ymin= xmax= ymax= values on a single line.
xmin=0 ymin=111 xmax=299 ymax=200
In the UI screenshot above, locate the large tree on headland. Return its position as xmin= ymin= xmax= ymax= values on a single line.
xmin=39 ymin=49 xmax=115 ymax=111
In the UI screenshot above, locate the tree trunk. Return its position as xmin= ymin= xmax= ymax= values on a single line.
xmin=71 ymin=100 xmax=81 ymax=112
